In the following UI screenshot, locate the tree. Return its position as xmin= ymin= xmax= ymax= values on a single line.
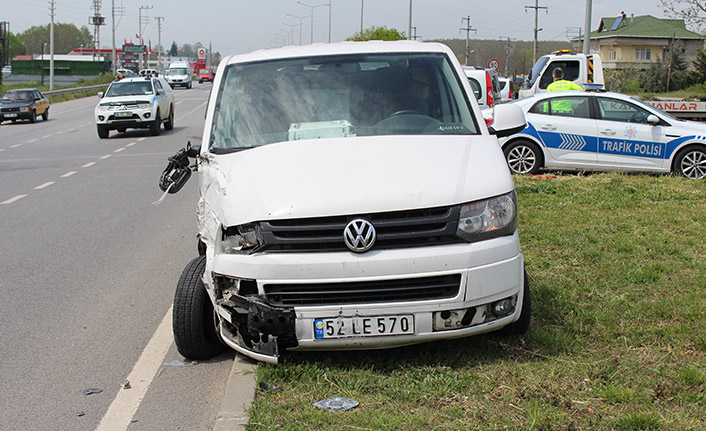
xmin=8 ymin=32 xmax=26 ymax=58
xmin=19 ymin=23 xmax=92 ymax=55
xmin=692 ymin=47 xmax=706 ymax=81
xmin=660 ymin=0 xmax=706 ymax=33
xmin=179 ymin=43 xmax=195 ymax=59
xmin=347 ymin=26 xmax=406 ymax=41
xmin=169 ymin=41 xmax=178 ymax=56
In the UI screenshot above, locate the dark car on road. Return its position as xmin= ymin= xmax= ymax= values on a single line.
xmin=0 ymin=88 xmax=50 ymax=124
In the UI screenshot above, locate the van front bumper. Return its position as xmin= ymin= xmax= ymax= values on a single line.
xmin=206 ymin=232 xmax=525 ymax=364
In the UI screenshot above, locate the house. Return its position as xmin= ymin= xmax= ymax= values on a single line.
xmin=573 ymin=14 xmax=705 ymax=69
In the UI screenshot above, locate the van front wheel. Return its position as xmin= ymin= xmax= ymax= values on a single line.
xmin=173 ymin=256 xmax=226 ymax=360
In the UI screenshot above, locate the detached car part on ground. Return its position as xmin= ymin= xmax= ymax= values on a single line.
xmin=94 ymin=76 xmax=175 ymax=139
xmin=160 ymin=41 xmax=530 ymax=364
xmin=0 ymin=89 xmax=50 ymax=124
xmin=494 ymin=91 xmax=706 ymax=179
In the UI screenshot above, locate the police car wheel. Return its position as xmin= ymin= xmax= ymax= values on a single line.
xmin=173 ymin=256 xmax=227 ymax=360
xmin=504 ymin=140 xmax=543 ymax=175
xmin=674 ymin=146 xmax=706 ymax=180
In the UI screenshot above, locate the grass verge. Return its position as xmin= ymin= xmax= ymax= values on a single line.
xmin=247 ymin=173 xmax=706 ymax=431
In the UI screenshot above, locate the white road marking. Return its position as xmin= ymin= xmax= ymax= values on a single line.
xmin=137 ymin=137 xmax=146 ymax=142
xmin=61 ymin=171 xmax=77 ymax=178
xmin=55 ymin=130 xmax=64 ymax=135
xmin=34 ymin=182 xmax=55 ymax=190
xmin=0 ymin=149 xmax=4 ymax=152
xmin=10 ymin=144 xmax=22 ymax=148
xmin=27 ymin=139 xmax=38 ymax=143
xmin=82 ymin=162 xmax=96 ymax=168
xmin=1 ymin=194 xmax=27 ymax=205
xmin=114 ymin=148 xmax=125 ymax=153
xmin=42 ymin=135 xmax=52 ymax=139
xmin=96 ymin=307 xmax=174 ymax=431
xmin=126 ymin=142 xmax=136 ymax=147
xmin=100 ymin=154 xmax=112 ymax=160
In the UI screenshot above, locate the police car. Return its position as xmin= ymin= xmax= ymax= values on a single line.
xmin=496 ymin=91 xmax=706 ymax=179
xmin=94 ymin=75 xmax=175 ymax=139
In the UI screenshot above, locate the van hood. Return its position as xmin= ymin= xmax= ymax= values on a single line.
xmin=202 ymin=136 xmax=514 ymax=228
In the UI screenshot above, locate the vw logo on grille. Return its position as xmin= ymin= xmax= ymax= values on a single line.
xmin=343 ymin=219 xmax=376 ymax=253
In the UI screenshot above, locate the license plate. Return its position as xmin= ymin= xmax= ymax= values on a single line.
xmin=314 ymin=315 xmax=414 ymax=339
xmin=115 ymin=112 xmax=132 ymax=117
xmin=4 ymin=113 xmax=17 ymax=118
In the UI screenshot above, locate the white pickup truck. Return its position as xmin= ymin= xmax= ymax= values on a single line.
xmin=519 ymin=50 xmax=604 ymax=98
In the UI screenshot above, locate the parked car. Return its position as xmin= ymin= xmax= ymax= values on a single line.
xmin=94 ymin=75 xmax=175 ymax=138
xmin=198 ymin=68 xmax=215 ymax=83
xmin=495 ymin=90 xmax=706 ymax=179
xmin=0 ymin=88 xmax=50 ymax=124
xmin=116 ymin=68 xmax=138 ymax=77
xmin=139 ymin=68 xmax=159 ymax=77
xmin=157 ymin=41 xmax=529 ymax=364
xmin=462 ymin=66 xmax=501 ymax=109
xmin=498 ymin=77 xmax=515 ymax=102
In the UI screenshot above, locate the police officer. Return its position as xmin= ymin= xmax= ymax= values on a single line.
xmin=547 ymin=67 xmax=584 ymax=92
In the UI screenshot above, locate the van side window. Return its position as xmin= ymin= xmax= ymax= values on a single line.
xmin=538 ymin=60 xmax=581 ymax=90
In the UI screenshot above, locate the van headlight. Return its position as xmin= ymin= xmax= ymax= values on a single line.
xmin=456 ymin=191 xmax=517 ymax=242
xmin=222 ymin=223 xmax=261 ymax=254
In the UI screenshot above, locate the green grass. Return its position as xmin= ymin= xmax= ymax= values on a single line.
xmin=0 ymin=73 xmax=114 ymax=103
xmin=246 ymin=173 xmax=706 ymax=431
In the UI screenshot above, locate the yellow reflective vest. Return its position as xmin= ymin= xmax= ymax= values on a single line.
xmin=547 ymin=79 xmax=585 ymax=92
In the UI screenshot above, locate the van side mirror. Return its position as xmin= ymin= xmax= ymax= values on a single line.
xmin=97 ymin=91 xmax=104 ymax=98
xmin=158 ymin=141 xmax=201 ymax=193
xmin=488 ymin=104 xmax=526 ymax=138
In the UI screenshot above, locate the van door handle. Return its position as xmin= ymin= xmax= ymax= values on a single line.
xmin=600 ymin=129 xmax=616 ymax=136
xmin=540 ymin=125 xmax=557 ymax=131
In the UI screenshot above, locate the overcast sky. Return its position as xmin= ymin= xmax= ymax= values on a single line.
xmin=4 ymin=0 xmax=667 ymax=55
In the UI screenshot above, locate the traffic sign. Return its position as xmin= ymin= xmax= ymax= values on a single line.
xmin=122 ymin=44 xmax=146 ymax=54
xmin=488 ymin=58 xmax=500 ymax=70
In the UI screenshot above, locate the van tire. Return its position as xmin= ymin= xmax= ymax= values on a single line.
xmin=503 ymin=140 xmax=543 ymax=175
xmin=173 ymin=256 xmax=226 ymax=360
xmin=500 ymin=270 xmax=531 ymax=335
xmin=97 ymin=125 xmax=109 ymax=139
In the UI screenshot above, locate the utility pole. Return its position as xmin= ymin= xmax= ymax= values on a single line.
xmin=525 ymin=0 xmax=548 ymax=64
xmin=49 ymin=0 xmax=55 ymax=89
xmin=138 ymin=5 xmax=153 ymax=69
xmin=460 ymin=16 xmax=477 ymax=66
xmin=582 ymin=0 xmax=592 ymax=54
xmin=408 ymin=0 xmax=413 ymax=40
xmin=91 ymin=0 xmax=103 ymax=60
xmin=411 ymin=27 xmax=421 ymax=41
xmin=500 ymin=36 xmax=516 ymax=77
xmin=111 ymin=0 xmax=124 ymax=74
xmin=155 ymin=16 xmax=164 ymax=73
xmin=297 ymin=1 xmax=327 ymax=44
xmin=360 ymin=0 xmax=364 ymax=33
xmin=287 ymin=14 xmax=306 ymax=45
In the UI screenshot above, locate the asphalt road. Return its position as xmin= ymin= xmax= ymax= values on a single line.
xmin=0 ymin=83 xmax=236 ymax=431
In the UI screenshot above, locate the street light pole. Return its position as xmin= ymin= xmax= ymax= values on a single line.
xmin=287 ymin=14 xmax=306 ymax=45
xmin=297 ymin=1 xmax=328 ymax=44
xmin=328 ymin=1 xmax=331 ymax=43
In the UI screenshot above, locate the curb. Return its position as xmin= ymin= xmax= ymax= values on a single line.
xmin=213 ymin=354 xmax=258 ymax=431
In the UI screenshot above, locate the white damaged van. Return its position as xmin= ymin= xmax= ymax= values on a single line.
xmin=159 ymin=41 xmax=529 ymax=364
